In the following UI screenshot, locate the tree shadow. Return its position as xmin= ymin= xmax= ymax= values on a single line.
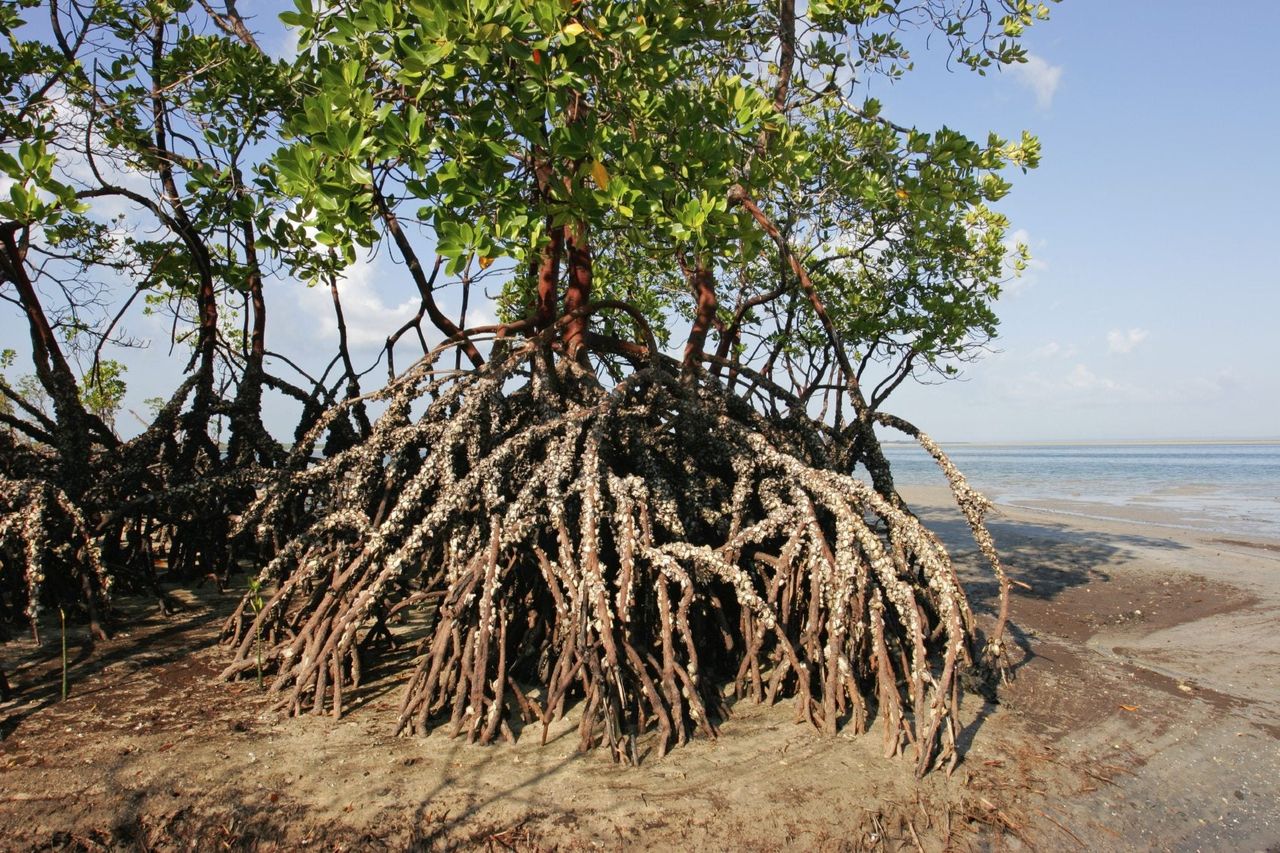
xmin=909 ymin=503 xmax=1189 ymax=615
xmin=405 ymin=729 xmax=586 ymax=847
xmin=0 ymin=590 xmax=234 ymax=739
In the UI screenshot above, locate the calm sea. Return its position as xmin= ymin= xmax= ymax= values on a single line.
xmin=876 ymin=442 xmax=1280 ymax=540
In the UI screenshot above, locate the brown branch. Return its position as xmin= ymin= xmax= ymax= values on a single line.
xmin=371 ymin=188 xmax=484 ymax=368
xmin=534 ymin=219 xmax=563 ymax=330
xmin=871 ymin=352 xmax=917 ymax=409
xmin=0 ymin=409 xmax=56 ymax=446
xmin=682 ymin=256 xmax=718 ymax=375
xmin=327 ymin=266 xmax=372 ymax=435
xmin=773 ymin=0 xmax=797 ymax=112
xmin=0 ymin=224 xmax=107 ymax=480
xmin=714 ymin=278 xmax=787 ymax=368
xmin=728 ymin=186 xmax=906 ymax=501
xmin=726 ymin=185 xmax=860 ymax=399
xmin=196 ymin=0 xmax=262 ymax=52
xmin=563 ymin=223 xmax=592 ymax=364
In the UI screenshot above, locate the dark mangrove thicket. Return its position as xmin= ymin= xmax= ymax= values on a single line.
xmin=0 ymin=0 xmax=1052 ymax=773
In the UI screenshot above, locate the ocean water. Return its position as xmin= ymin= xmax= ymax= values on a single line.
xmin=876 ymin=442 xmax=1280 ymax=540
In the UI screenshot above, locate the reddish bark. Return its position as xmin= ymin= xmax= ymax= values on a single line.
xmin=774 ymin=0 xmax=796 ymax=112
xmin=534 ymin=221 xmax=564 ymax=329
xmin=226 ymin=216 xmax=276 ymax=466
xmin=683 ymin=258 xmax=718 ymax=373
xmin=245 ymin=221 xmax=266 ymax=369
xmin=564 ymin=223 xmax=592 ymax=362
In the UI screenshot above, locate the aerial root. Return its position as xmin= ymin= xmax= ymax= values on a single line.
xmin=221 ymin=345 xmax=1005 ymax=774
xmin=0 ymin=475 xmax=112 ymax=643
xmin=874 ymin=411 xmax=1013 ymax=678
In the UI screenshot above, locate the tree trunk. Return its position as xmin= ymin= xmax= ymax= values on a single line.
xmin=534 ymin=220 xmax=564 ymax=330
xmin=683 ymin=257 xmax=718 ymax=373
xmin=564 ymin=223 xmax=592 ymax=364
xmin=0 ymin=223 xmax=95 ymax=496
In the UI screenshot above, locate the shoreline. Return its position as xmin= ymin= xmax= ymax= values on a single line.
xmin=2 ymin=486 xmax=1277 ymax=849
xmin=890 ymin=468 xmax=1280 ymax=540
xmin=997 ymin=495 xmax=1280 ymax=545
xmin=902 ymin=482 xmax=1280 ymax=550
xmin=908 ymin=483 xmax=1280 ymax=848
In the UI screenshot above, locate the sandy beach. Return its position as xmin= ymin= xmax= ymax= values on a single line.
xmin=1 ymin=488 xmax=1277 ymax=850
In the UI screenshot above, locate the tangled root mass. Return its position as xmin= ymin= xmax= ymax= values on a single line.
xmin=223 ymin=340 xmax=1009 ymax=776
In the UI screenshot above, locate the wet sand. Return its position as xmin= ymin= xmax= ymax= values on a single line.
xmin=903 ymin=485 xmax=1280 ymax=850
xmin=0 ymin=489 xmax=1277 ymax=849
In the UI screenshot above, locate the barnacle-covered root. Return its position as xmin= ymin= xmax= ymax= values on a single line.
xmin=222 ymin=340 xmax=1007 ymax=776
xmin=0 ymin=476 xmax=113 ymax=643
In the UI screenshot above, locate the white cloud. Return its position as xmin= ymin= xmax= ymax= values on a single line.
xmin=1009 ymin=54 xmax=1063 ymax=110
xmin=1065 ymin=363 xmax=1119 ymax=392
xmin=1007 ymin=227 xmax=1031 ymax=247
xmin=1001 ymin=227 xmax=1048 ymax=296
xmin=1107 ymin=327 xmax=1149 ymax=354
xmin=15 ymin=86 xmax=159 ymax=226
xmin=1186 ymin=369 xmax=1240 ymax=400
xmin=1031 ymin=341 xmax=1076 ymax=359
xmin=293 ymin=255 xmax=421 ymax=349
xmin=977 ymin=360 xmax=1129 ymax=406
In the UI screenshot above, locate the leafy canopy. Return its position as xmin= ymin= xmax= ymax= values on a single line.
xmin=265 ymin=0 xmax=1050 ymax=386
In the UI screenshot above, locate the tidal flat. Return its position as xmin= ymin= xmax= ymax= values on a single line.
xmin=1 ymin=487 xmax=1277 ymax=850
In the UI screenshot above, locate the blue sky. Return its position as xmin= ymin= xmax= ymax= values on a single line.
xmin=4 ymin=2 xmax=1278 ymax=442
xmin=867 ymin=2 xmax=1280 ymax=440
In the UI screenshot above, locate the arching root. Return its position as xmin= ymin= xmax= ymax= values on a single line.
xmin=222 ymin=344 xmax=1007 ymax=775
xmin=0 ymin=476 xmax=113 ymax=643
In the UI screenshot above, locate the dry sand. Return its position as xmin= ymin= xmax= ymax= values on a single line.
xmin=1 ymin=487 xmax=1278 ymax=850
